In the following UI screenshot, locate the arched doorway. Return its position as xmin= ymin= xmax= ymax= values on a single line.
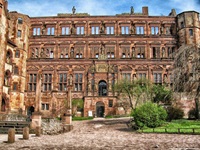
xmin=98 ymin=80 xmax=107 ymax=96
xmin=1 ymin=98 xmax=6 ymax=112
xmin=96 ymin=101 xmax=105 ymax=117
xmin=27 ymin=106 xmax=34 ymax=121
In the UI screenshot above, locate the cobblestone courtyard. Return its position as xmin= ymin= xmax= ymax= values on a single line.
xmin=0 ymin=118 xmax=200 ymax=150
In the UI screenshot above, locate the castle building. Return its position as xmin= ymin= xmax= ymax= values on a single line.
xmin=0 ymin=0 xmax=199 ymax=118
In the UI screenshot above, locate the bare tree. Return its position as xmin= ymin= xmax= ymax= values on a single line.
xmin=173 ymin=44 xmax=200 ymax=119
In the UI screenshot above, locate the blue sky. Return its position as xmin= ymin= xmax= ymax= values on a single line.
xmin=8 ymin=0 xmax=200 ymax=17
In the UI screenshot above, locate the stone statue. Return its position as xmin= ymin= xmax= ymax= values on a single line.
xmin=100 ymin=21 xmax=105 ymax=33
xmin=130 ymin=6 xmax=134 ymax=14
xmin=41 ymin=23 xmax=46 ymax=35
xmin=70 ymin=47 xmax=74 ymax=58
xmin=72 ymin=6 xmax=76 ymax=14
xmin=70 ymin=22 xmax=75 ymax=34
xmin=100 ymin=43 xmax=105 ymax=54
xmin=132 ymin=47 xmax=135 ymax=58
xmin=131 ymin=21 xmax=135 ymax=34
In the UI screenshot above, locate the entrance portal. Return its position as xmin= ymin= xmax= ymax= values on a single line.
xmin=27 ymin=106 xmax=34 ymax=121
xmin=98 ymin=80 xmax=107 ymax=96
xmin=96 ymin=101 xmax=105 ymax=117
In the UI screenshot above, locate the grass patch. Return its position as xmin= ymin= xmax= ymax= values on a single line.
xmin=72 ymin=116 xmax=93 ymax=121
xmin=139 ymin=119 xmax=200 ymax=134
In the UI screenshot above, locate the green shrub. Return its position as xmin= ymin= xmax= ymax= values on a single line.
xmin=167 ymin=106 xmax=184 ymax=121
xmin=132 ymin=102 xmax=167 ymax=128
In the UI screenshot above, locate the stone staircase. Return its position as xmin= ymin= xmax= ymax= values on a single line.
xmin=0 ymin=121 xmax=30 ymax=134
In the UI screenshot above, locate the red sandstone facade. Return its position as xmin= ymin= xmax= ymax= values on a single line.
xmin=0 ymin=0 xmax=199 ymax=118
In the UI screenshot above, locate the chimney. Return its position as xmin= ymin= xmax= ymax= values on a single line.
xmin=142 ymin=6 xmax=148 ymax=15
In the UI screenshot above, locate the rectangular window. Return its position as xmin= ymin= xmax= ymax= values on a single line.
xmin=121 ymin=26 xmax=129 ymax=34
xmin=14 ymin=66 xmax=19 ymax=75
xmin=61 ymin=27 xmax=69 ymax=35
xmin=18 ymin=18 xmax=23 ymax=24
xmin=151 ymin=26 xmax=159 ymax=35
xmin=33 ymin=27 xmax=40 ymax=36
xmin=122 ymin=73 xmax=131 ymax=81
xmin=152 ymin=47 xmax=160 ymax=58
xmin=15 ymin=50 xmax=20 ymax=58
xmin=17 ymin=30 xmax=22 ymax=37
xmin=136 ymin=26 xmax=144 ymax=34
xmin=74 ymin=73 xmax=83 ymax=91
xmin=109 ymin=100 xmax=113 ymax=107
xmin=136 ymin=47 xmax=145 ymax=58
xmin=189 ymin=29 xmax=193 ymax=36
xmin=153 ymin=73 xmax=162 ymax=84
xmin=181 ymin=22 xmax=184 ymax=28
xmin=41 ymin=103 xmax=49 ymax=110
xmin=59 ymin=73 xmax=67 ymax=91
xmin=77 ymin=26 xmax=84 ymax=35
xmin=106 ymin=26 xmax=114 ymax=34
xmin=43 ymin=74 xmax=52 ymax=91
xmin=28 ymin=74 xmax=37 ymax=91
xmin=47 ymin=27 xmax=55 ymax=35
xmin=91 ymin=26 xmax=99 ymax=35
xmin=13 ymin=82 xmax=18 ymax=91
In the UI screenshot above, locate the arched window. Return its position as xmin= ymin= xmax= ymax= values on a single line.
xmin=4 ymin=70 xmax=11 ymax=86
xmin=60 ymin=54 xmax=63 ymax=58
xmin=65 ymin=53 xmax=68 ymax=58
xmin=1 ymin=98 xmax=6 ymax=112
xmin=6 ymin=51 xmax=12 ymax=64
xmin=98 ymin=80 xmax=107 ymax=96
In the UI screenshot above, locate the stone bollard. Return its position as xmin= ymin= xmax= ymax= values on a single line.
xmin=8 ymin=128 xmax=15 ymax=143
xmin=23 ymin=127 xmax=29 ymax=140
xmin=35 ymin=126 xmax=41 ymax=137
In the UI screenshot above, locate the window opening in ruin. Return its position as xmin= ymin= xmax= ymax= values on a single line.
xmin=153 ymin=73 xmax=162 ymax=84
xmin=76 ymin=26 xmax=84 ymax=35
xmin=122 ymin=73 xmax=131 ymax=81
xmin=136 ymin=26 xmax=144 ymax=34
xmin=189 ymin=29 xmax=193 ymax=36
xmin=180 ymin=22 xmax=184 ymax=28
xmin=14 ymin=66 xmax=19 ymax=75
xmin=65 ymin=54 xmax=69 ymax=58
xmin=4 ymin=71 xmax=10 ymax=86
xmin=59 ymin=73 xmax=67 ymax=91
xmin=122 ymin=53 xmax=126 ymax=58
xmin=33 ymin=27 xmax=40 ymax=36
xmin=98 ymin=80 xmax=107 ymax=96
xmin=1 ymin=98 xmax=6 ymax=112
xmin=106 ymin=26 xmax=114 ymax=34
xmin=15 ymin=50 xmax=20 ymax=58
xmin=95 ymin=53 xmax=99 ymax=58
xmin=61 ymin=27 xmax=69 ymax=35
xmin=91 ymin=26 xmax=99 ymax=35
xmin=42 ymin=103 xmax=49 ymax=110
xmin=47 ymin=27 xmax=55 ymax=35
xmin=28 ymin=74 xmax=37 ymax=91
xmin=60 ymin=54 xmax=63 ymax=58
xmin=109 ymin=100 xmax=113 ymax=107
xmin=43 ymin=74 xmax=52 ymax=91
xmin=6 ymin=51 xmax=11 ymax=64
xmin=13 ymin=82 xmax=18 ymax=91
xmin=151 ymin=26 xmax=159 ymax=35
xmin=74 ymin=73 xmax=83 ymax=91
xmin=121 ymin=26 xmax=129 ymax=34
xmin=50 ymin=51 xmax=54 ymax=58
xmin=152 ymin=47 xmax=160 ymax=58
xmin=18 ymin=18 xmax=23 ymax=24
xmin=17 ymin=30 xmax=22 ymax=37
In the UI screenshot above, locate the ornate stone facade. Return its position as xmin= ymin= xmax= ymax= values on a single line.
xmin=0 ymin=1 xmax=199 ymax=118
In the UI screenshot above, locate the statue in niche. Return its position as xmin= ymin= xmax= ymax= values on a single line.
xmin=70 ymin=22 xmax=75 ymax=34
xmin=132 ymin=47 xmax=135 ymax=58
xmin=160 ymin=25 xmax=164 ymax=34
xmin=130 ymin=6 xmax=134 ymax=14
xmin=41 ymin=23 xmax=46 ymax=35
xmin=40 ymin=48 xmax=44 ymax=58
xmin=70 ymin=47 xmax=74 ymax=58
xmin=100 ymin=21 xmax=105 ymax=33
xmin=72 ymin=6 xmax=76 ymax=14
xmin=100 ymin=43 xmax=105 ymax=54
xmin=162 ymin=47 xmax=165 ymax=58
xmin=130 ymin=21 xmax=135 ymax=34
xmin=69 ymin=74 xmax=73 ymax=85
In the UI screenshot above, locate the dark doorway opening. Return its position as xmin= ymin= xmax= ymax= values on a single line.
xmin=1 ymin=98 xmax=6 ymax=112
xmin=27 ymin=106 xmax=34 ymax=121
xmin=98 ymin=80 xmax=107 ymax=96
xmin=96 ymin=101 xmax=105 ymax=117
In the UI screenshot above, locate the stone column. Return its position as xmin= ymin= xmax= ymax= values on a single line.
xmin=23 ymin=127 xmax=29 ymax=140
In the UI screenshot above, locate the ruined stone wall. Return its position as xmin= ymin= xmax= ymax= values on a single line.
xmin=0 ymin=0 xmax=9 ymax=112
